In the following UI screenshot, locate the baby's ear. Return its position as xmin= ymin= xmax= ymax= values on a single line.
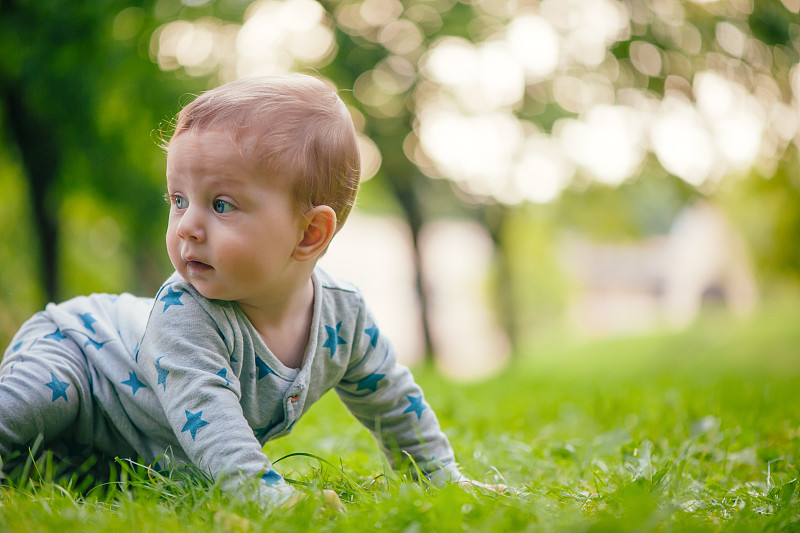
xmin=294 ymin=205 xmax=337 ymax=262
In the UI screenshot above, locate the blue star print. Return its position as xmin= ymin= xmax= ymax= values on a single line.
xmin=155 ymin=357 xmax=169 ymax=390
xmin=262 ymin=470 xmax=283 ymax=485
xmin=323 ymin=321 xmax=346 ymax=357
xmin=403 ymin=394 xmax=426 ymax=420
xmin=45 ymin=372 xmax=70 ymax=403
xmin=44 ymin=329 xmax=68 ymax=342
xmin=84 ymin=338 xmax=106 ymax=351
xmin=78 ymin=313 xmax=97 ymax=333
xmin=160 ymin=287 xmax=184 ymax=312
xmin=365 ymin=324 xmax=380 ymax=348
xmin=181 ymin=410 xmax=209 ymax=440
xmin=216 ymin=368 xmax=231 ymax=386
xmin=122 ymin=371 xmax=147 ymax=396
xmin=356 ymin=372 xmax=385 ymax=393
xmin=255 ymin=357 xmax=276 ymax=380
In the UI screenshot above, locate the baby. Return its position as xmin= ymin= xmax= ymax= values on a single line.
xmin=0 ymin=74 xmax=494 ymax=507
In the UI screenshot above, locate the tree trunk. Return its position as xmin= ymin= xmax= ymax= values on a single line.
xmin=2 ymin=85 xmax=61 ymax=304
xmin=481 ymin=203 xmax=518 ymax=356
xmin=385 ymin=173 xmax=435 ymax=363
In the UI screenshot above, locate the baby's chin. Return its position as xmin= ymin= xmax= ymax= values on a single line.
xmin=172 ymin=266 xmax=222 ymax=300
xmin=184 ymin=281 xmax=231 ymax=303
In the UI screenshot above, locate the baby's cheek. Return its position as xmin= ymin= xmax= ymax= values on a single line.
xmin=165 ymin=234 xmax=183 ymax=270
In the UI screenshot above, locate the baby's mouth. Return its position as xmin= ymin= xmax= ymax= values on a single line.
xmin=186 ymin=260 xmax=213 ymax=273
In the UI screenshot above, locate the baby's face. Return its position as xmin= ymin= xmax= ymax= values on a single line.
xmin=165 ymin=129 xmax=306 ymax=305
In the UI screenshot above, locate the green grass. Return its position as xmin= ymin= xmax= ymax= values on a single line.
xmin=1 ymin=305 xmax=799 ymax=532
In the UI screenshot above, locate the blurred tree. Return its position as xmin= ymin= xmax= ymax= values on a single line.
xmin=4 ymin=0 xmax=800 ymax=354
xmin=308 ymin=0 xmax=479 ymax=361
xmin=0 ymin=0 xmax=198 ymax=305
xmin=403 ymin=0 xmax=800 ymax=338
xmin=315 ymin=0 xmax=547 ymax=358
xmin=718 ymin=148 xmax=800 ymax=287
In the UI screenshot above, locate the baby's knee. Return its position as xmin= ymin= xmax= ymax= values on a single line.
xmin=0 ymin=355 xmax=85 ymax=455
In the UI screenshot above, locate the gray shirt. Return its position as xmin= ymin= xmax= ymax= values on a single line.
xmin=134 ymin=268 xmax=460 ymax=501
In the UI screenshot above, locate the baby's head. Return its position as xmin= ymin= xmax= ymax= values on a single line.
xmin=169 ymin=74 xmax=361 ymax=232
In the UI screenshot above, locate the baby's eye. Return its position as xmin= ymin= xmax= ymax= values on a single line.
xmin=213 ymin=199 xmax=235 ymax=213
xmin=173 ymin=195 xmax=188 ymax=209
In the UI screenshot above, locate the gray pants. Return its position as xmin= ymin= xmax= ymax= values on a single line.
xmin=0 ymin=294 xmax=151 ymax=461
xmin=0 ymin=312 xmax=98 ymax=457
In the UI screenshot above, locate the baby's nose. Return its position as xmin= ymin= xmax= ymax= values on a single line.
xmin=177 ymin=207 xmax=206 ymax=241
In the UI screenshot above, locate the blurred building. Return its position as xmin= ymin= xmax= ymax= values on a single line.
xmin=559 ymin=201 xmax=758 ymax=336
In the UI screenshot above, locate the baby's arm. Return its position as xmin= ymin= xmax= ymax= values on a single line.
xmin=137 ymin=282 xmax=296 ymax=507
xmin=337 ymin=335 xmax=509 ymax=493
xmin=334 ymin=303 xmax=463 ymax=485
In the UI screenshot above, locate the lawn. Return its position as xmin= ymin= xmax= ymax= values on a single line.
xmin=0 ymin=304 xmax=798 ymax=532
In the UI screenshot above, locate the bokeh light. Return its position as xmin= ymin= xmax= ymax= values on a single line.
xmin=412 ymin=0 xmax=800 ymax=202
xmin=151 ymin=0 xmax=336 ymax=81
xmin=146 ymin=0 xmax=800 ymax=206
xmin=558 ymin=104 xmax=645 ymax=186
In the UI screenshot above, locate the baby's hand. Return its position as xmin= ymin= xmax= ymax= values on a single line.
xmin=320 ymin=489 xmax=344 ymax=511
xmin=283 ymin=489 xmax=343 ymax=511
xmin=458 ymin=479 xmax=512 ymax=495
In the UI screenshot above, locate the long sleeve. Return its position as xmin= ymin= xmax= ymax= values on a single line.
xmin=333 ymin=300 xmax=462 ymax=483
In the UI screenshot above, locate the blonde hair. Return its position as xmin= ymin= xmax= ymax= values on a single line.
xmin=170 ymin=74 xmax=361 ymax=231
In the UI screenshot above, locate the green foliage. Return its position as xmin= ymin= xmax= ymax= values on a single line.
xmin=749 ymin=0 xmax=795 ymax=46
xmin=3 ymin=0 xmax=800 ymax=335
xmin=557 ymin=171 xmax=697 ymax=240
xmin=718 ymin=147 xmax=800 ymax=286
xmin=2 ymin=306 xmax=799 ymax=531
xmin=0 ymin=148 xmax=43 ymax=334
xmin=492 ymin=205 xmax=570 ymax=330
xmin=0 ymin=0 xmax=206 ymax=305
